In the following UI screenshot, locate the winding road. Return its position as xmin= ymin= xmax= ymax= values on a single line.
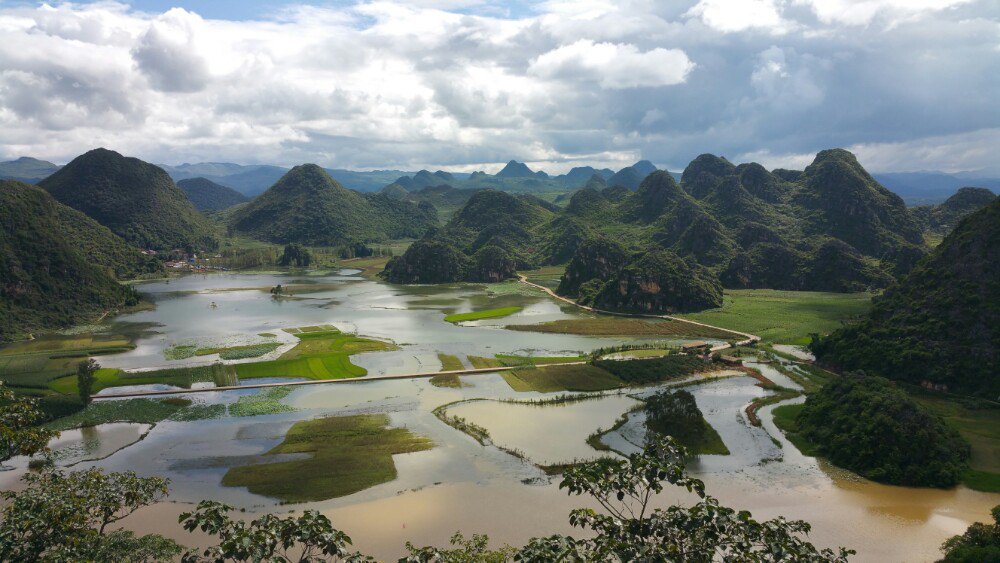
xmin=515 ymin=275 xmax=760 ymax=351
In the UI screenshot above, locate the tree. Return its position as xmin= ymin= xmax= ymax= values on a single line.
xmin=0 ymin=468 xmax=181 ymax=561
xmin=179 ymin=500 xmax=370 ymax=562
xmin=271 ymin=284 xmax=284 ymax=297
xmin=512 ymin=437 xmax=852 ymax=562
xmin=939 ymin=505 xmax=1000 ymax=562
xmin=644 ymin=390 xmax=706 ymax=448
xmin=403 ymin=532 xmax=516 ymax=562
xmin=0 ymin=382 xmax=58 ymax=469
xmin=278 ymin=243 xmax=312 ymax=268
xmin=77 ymin=358 xmax=99 ymax=405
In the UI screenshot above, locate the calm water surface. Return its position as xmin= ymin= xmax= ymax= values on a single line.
xmin=6 ymin=270 xmax=997 ymax=562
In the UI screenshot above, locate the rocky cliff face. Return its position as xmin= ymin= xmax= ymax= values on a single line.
xmin=556 ymin=237 xmax=629 ymax=298
xmin=468 ymin=245 xmax=518 ymax=282
xmin=593 ymin=247 xmax=723 ymax=314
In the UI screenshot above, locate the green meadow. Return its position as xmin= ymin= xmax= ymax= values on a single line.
xmin=677 ymin=289 xmax=872 ymax=344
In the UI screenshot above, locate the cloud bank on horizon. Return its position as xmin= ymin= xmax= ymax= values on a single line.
xmin=0 ymin=0 xmax=997 ymax=174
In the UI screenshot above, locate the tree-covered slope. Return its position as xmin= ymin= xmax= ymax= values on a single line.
xmin=176 ymin=177 xmax=250 ymax=211
xmin=380 ymin=190 xmax=552 ymax=283
xmin=813 ymin=197 xmax=1000 ymax=398
xmin=0 ymin=181 xmax=141 ymax=339
xmin=229 ymin=164 xmax=435 ymax=246
xmin=912 ymin=187 xmax=997 ymax=237
xmin=39 ymin=148 xmax=215 ymax=250
xmin=795 ymin=375 xmax=969 ymax=487
xmin=382 ymin=149 xmax=931 ymax=313
xmin=793 ymin=149 xmax=924 ymax=257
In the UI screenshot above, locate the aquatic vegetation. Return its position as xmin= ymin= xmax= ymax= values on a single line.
xmin=164 ymin=345 xmax=197 ymax=360
xmin=467 ymin=356 xmax=502 ymax=369
xmin=443 ymin=306 xmax=522 ymax=323
xmin=227 ymin=387 xmax=294 ymax=417
xmin=215 ymin=343 xmax=281 ymax=360
xmin=46 ymin=398 xmax=190 ymax=430
xmin=437 ymin=353 xmax=464 ymax=371
xmin=235 ymin=329 xmax=393 ymax=381
xmin=222 ymin=414 xmax=433 ymax=502
xmin=644 ymin=389 xmax=730 ymax=455
xmin=49 ymin=364 xmax=237 ymax=394
xmin=433 ymin=403 xmax=492 ymax=445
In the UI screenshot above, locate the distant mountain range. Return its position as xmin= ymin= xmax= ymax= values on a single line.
xmin=3 ymin=155 xmax=995 ymax=205
xmin=380 ymin=149 xmax=995 ymax=315
xmin=176 ymin=177 xmax=250 ymax=212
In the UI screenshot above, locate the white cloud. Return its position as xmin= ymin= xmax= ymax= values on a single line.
xmin=529 ymin=40 xmax=694 ymax=89
xmin=794 ymin=0 xmax=976 ymax=27
xmin=132 ymin=9 xmax=211 ymax=92
xmin=685 ymin=0 xmax=791 ymax=33
xmin=0 ymin=0 xmax=995 ymax=174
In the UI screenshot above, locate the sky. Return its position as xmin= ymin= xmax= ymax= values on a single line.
xmin=0 ymin=0 xmax=997 ymax=174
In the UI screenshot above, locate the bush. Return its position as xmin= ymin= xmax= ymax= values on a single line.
xmin=796 ymin=375 xmax=970 ymax=487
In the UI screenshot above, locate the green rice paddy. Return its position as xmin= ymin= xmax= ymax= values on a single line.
xmin=444 ymin=307 xmax=522 ymax=323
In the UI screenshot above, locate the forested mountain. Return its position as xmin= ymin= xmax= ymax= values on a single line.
xmin=911 ymin=187 xmax=996 ymax=237
xmin=382 ymin=149 xmax=931 ymax=314
xmin=0 ymin=181 xmax=150 ymax=339
xmin=0 ymin=157 xmax=60 ymax=183
xmin=382 ymin=190 xmax=554 ymax=283
xmin=39 ymin=149 xmax=216 ymax=251
xmin=812 ymin=197 xmax=1000 ymax=398
xmin=177 ymin=177 xmax=250 ymax=211
xmin=229 ymin=164 xmax=436 ymax=246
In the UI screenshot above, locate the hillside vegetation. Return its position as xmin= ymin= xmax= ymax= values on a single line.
xmin=813 ymin=197 xmax=1000 ymax=398
xmin=0 ymin=181 xmax=143 ymax=339
xmin=911 ymin=187 xmax=996 ymax=237
xmin=39 ymin=148 xmax=216 ymax=250
xmin=382 ymin=149 xmax=927 ymax=314
xmin=792 ymin=376 xmax=970 ymax=487
xmin=229 ymin=164 xmax=436 ymax=246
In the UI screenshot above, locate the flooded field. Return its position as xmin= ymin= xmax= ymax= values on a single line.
xmin=3 ymin=269 xmax=998 ymax=562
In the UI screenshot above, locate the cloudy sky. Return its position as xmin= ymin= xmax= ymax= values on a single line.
xmin=0 ymin=0 xmax=997 ymax=174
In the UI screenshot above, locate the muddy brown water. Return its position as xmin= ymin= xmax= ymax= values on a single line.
xmin=2 ymin=270 xmax=997 ymax=562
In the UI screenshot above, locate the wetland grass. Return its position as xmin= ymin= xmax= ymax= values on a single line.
xmin=222 ymin=414 xmax=433 ymax=503
xmin=444 ymin=306 xmax=522 ymax=323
